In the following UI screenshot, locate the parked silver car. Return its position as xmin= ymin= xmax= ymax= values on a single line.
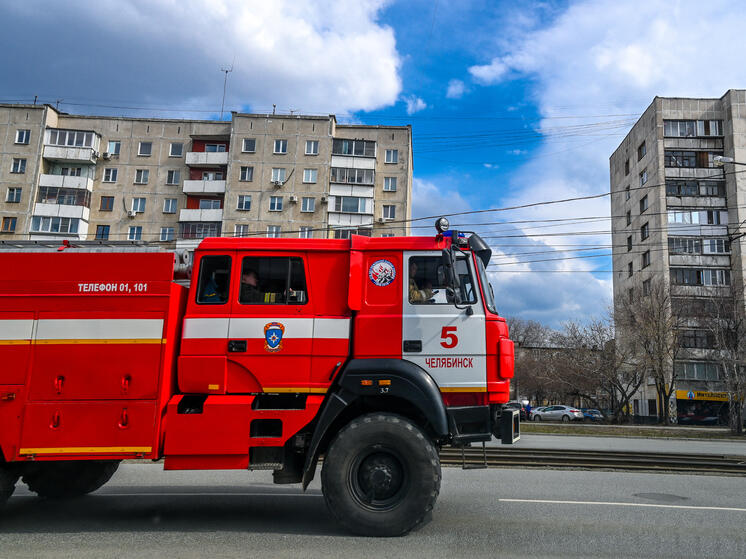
xmin=531 ymin=405 xmax=584 ymax=422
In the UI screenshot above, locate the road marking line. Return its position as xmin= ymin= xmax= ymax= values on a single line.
xmin=499 ymin=498 xmax=746 ymax=512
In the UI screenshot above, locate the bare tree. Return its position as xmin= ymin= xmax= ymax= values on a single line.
xmin=506 ymin=317 xmax=551 ymax=347
xmin=617 ymin=278 xmax=686 ymax=425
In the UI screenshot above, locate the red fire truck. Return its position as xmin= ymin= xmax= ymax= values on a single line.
xmin=0 ymin=221 xmax=516 ymax=536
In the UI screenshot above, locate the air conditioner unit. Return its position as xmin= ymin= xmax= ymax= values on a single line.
xmin=272 ymin=180 xmax=284 ymax=187
xmin=102 ymin=152 xmax=111 ymax=160
xmin=288 ymin=195 xmax=298 ymax=203
xmin=320 ymin=195 xmax=328 ymax=204
xmin=377 ymin=217 xmax=386 ymax=223
xmin=127 ymin=210 xmax=137 ymax=218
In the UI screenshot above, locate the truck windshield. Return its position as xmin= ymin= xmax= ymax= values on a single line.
xmin=475 ymin=255 xmax=497 ymax=314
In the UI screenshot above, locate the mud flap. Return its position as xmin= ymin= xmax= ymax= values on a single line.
xmin=500 ymin=409 xmax=520 ymax=444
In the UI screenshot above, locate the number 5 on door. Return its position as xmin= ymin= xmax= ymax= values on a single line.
xmin=440 ymin=326 xmax=458 ymax=348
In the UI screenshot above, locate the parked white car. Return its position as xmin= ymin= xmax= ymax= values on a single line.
xmin=531 ymin=405 xmax=584 ymax=422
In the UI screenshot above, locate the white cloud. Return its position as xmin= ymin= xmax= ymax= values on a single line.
xmin=411 ymin=177 xmax=471 ymax=220
xmin=0 ymin=0 xmax=401 ymax=116
xmin=507 ymin=149 xmax=527 ymax=155
xmin=446 ymin=79 xmax=466 ymax=99
xmin=404 ymin=95 xmax=427 ymax=115
xmin=468 ymin=59 xmax=510 ymax=84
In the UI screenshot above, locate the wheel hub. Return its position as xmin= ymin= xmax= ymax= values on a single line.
xmin=355 ymin=452 xmax=405 ymax=505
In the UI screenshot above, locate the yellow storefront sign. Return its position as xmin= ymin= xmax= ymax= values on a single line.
xmin=675 ymin=390 xmax=729 ymax=402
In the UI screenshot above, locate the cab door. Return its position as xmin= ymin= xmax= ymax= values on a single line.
xmin=401 ymin=251 xmax=486 ymax=392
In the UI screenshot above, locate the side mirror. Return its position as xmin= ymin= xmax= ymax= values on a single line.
xmin=441 ymin=248 xmax=460 ymax=289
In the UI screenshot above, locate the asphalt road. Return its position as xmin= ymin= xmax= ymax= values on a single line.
xmin=1 ymin=463 xmax=745 ymax=558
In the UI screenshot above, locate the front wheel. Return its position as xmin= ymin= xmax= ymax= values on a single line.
xmin=0 ymin=466 xmax=19 ymax=506
xmin=534 ymin=415 xmax=542 ymax=422
xmin=321 ymin=413 xmax=441 ymax=537
xmin=22 ymin=460 xmax=120 ymax=499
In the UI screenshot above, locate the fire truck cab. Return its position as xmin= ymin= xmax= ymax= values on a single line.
xmin=0 ymin=223 xmax=516 ymax=536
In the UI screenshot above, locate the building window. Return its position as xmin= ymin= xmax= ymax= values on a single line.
xmin=680 ymin=330 xmax=716 ymax=349
xmin=627 ymin=262 xmax=633 ymax=278
xmin=199 ymin=199 xmax=221 ymax=210
xmin=267 ymin=225 xmax=281 ymax=238
xmin=624 ymin=159 xmax=629 ymax=175
xmin=100 ymin=196 xmax=114 ymax=211
xmin=163 ymin=198 xmax=177 ymax=214
xmin=642 ymin=250 xmax=650 ymax=268
xmin=667 ymin=210 xmax=700 ymax=224
xmin=95 ymin=225 xmax=109 ymax=240
xmin=664 ymin=120 xmax=723 ymax=137
xmin=334 ymin=196 xmax=368 ymax=214
xmin=626 ymin=210 xmax=631 ymax=226
xmin=103 ymin=168 xmax=118 ymax=182
xmin=11 ymin=158 xmax=26 ymax=174
xmin=1 ymin=217 xmax=17 ymax=233
xmin=303 ymin=168 xmax=317 ymax=183
xmin=624 ymin=185 xmax=630 ymax=200
xmin=642 ymin=279 xmax=651 ymax=296
xmin=640 ymin=222 xmax=649 ymax=240
xmin=269 ymin=196 xmax=283 ymax=211
xmin=627 ymin=236 xmax=632 ymax=252
xmin=235 ymin=224 xmax=250 ymax=238
xmin=242 ymin=138 xmax=256 ymax=153
xmin=670 ymin=268 xmax=730 ymax=286
xmin=639 ymin=168 xmax=647 ymax=186
xmin=381 ymin=233 xmax=395 ymax=238
xmin=203 ymin=170 xmax=224 ymax=180
xmin=15 ymin=129 xmax=30 ymax=144
xmin=134 ymin=169 xmax=149 ymax=184
xmin=237 ymin=195 xmax=252 ymax=211
xmin=60 ymin=167 xmax=82 ymax=177
xmin=240 ymin=166 xmax=254 ymax=181
xmin=637 ymin=141 xmax=646 ymax=160
xmin=273 ymin=139 xmax=288 ymax=154
xmin=330 ymin=167 xmax=374 ymax=184
xmin=382 ymin=205 xmax=396 ymax=220
xmin=160 ymin=227 xmax=175 ymax=241
xmin=128 ymin=226 xmax=142 ymax=241
xmin=47 ymin=129 xmax=94 ymax=148
xmin=639 ymin=195 xmax=648 ymax=213
xmin=36 ymin=187 xmax=90 ymax=207
xmin=138 ymin=142 xmax=152 ymax=156
xmin=299 ymin=226 xmax=313 ymax=238
xmin=384 ymin=177 xmax=397 ymax=191
xmin=205 ymin=144 xmax=226 ymax=152
xmin=675 ymin=361 xmax=722 ymax=381
xmin=30 ymin=216 xmax=79 ymax=234
xmin=703 ymin=239 xmax=730 ymax=254
xmin=132 ymin=198 xmax=146 ymax=213
xmin=180 ymin=222 xmax=221 ymax=239
xmin=169 ymin=143 xmax=183 ymax=157
xmin=6 ymin=188 xmax=21 ymax=203
xmin=385 ymin=149 xmax=398 ymax=164
xmin=107 ymin=140 xmax=121 ymax=155
xmin=301 ymin=197 xmax=315 ymax=212
xmin=332 ymin=139 xmax=375 ymax=156
xmin=305 ymin=140 xmax=319 ymax=155
xmin=706 ymin=210 xmax=725 ymax=225
xmin=271 ymin=168 xmax=287 ymax=183
xmin=666 ymin=180 xmax=699 ymax=197
xmin=166 ymin=170 xmax=180 ymax=185
xmin=668 ymin=238 xmax=702 ymax=254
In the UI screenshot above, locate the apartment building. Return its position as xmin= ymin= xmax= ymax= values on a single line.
xmin=610 ymin=89 xmax=746 ymax=423
xmin=0 ymin=104 xmax=412 ymax=248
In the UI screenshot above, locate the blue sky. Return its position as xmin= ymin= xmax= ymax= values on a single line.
xmin=3 ymin=0 xmax=746 ymax=326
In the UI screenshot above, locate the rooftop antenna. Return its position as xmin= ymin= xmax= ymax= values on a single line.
xmin=219 ymin=62 xmax=234 ymax=120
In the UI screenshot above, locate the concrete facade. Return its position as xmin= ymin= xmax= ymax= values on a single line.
xmin=610 ymin=90 xmax=746 ymax=422
xmin=0 ymin=105 xmax=412 ymax=247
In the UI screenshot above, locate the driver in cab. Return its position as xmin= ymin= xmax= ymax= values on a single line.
xmin=409 ymin=261 xmax=434 ymax=303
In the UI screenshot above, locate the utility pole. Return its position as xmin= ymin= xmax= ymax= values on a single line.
xmin=219 ymin=63 xmax=233 ymax=120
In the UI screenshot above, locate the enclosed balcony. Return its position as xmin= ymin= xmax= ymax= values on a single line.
xmin=43 ymin=129 xmax=101 ymax=164
xmin=179 ymin=209 xmax=223 ymax=222
xmin=39 ymin=174 xmax=93 ymax=191
xmin=182 ymin=179 xmax=226 ymax=194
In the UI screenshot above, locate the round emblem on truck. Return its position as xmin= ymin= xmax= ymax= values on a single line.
xmin=369 ymin=259 xmax=396 ymax=287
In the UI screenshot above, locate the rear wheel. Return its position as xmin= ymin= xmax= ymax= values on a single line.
xmin=0 ymin=466 xmax=19 ymax=506
xmin=23 ymin=460 xmax=120 ymax=499
xmin=321 ymin=413 xmax=441 ymax=537
xmin=561 ymin=415 xmax=570 ymax=423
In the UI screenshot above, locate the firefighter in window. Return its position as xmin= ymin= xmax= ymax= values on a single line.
xmin=409 ymin=261 xmax=434 ymax=303
xmin=240 ymin=268 xmax=264 ymax=303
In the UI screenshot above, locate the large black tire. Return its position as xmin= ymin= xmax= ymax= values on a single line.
xmin=0 ymin=466 xmax=19 ymax=505
xmin=22 ymin=460 xmax=120 ymax=499
xmin=321 ymin=413 xmax=441 ymax=537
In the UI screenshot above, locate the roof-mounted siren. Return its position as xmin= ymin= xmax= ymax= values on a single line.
xmin=435 ymin=217 xmax=450 ymax=239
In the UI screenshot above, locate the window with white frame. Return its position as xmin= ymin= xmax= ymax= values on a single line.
xmin=383 ymin=177 xmax=397 ymax=191
xmin=160 ymin=227 xmax=175 ymax=241
xmin=6 ymin=188 xmax=21 ymax=203
xmin=15 ymin=129 xmax=30 ymax=144
xmin=269 ymin=196 xmax=283 ymax=211
xmin=385 ymin=149 xmax=398 ymax=164
xmin=202 ymin=171 xmax=223 ymax=180
xmin=134 ymin=169 xmax=149 ymax=184
xmin=128 ymin=226 xmax=142 ymax=241
xmin=640 ymin=195 xmax=648 ymax=213
xmin=107 ymin=140 xmax=121 ymax=155
xmin=138 ymin=142 xmax=152 ymax=156
xmin=271 ymin=168 xmax=287 ymax=182
xmin=199 ymin=199 xmax=221 ymax=210
xmin=166 ymin=170 xmax=180 ymax=185
xmin=169 ymin=143 xmax=183 ymax=157
xmin=205 ymin=144 xmax=226 ymax=152
xmin=47 ymin=129 xmax=94 ymax=148
xmin=267 ymin=225 xmax=281 ymax=238
xmin=640 ymin=222 xmax=649 ymax=240
xmin=240 ymin=166 xmax=254 ymax=181
xmin=30 ymin=216 xmax=79 ymax=234
xmin=235 ymin=224 xmax=250 ymax=238
xmin=237 ymin=195 xmax=252 ymax=211
xmin=243 ymin=138 xmax=256 ymax=153
xmin=639 ymin=168 xmax=648 ymax=186
xmin=382 ymin=205 xmax=396 ymax=220
xmin=305 ymin=140 xmax=319 ymax=155
xmin=301 ymin=197 xmax=315 ymax=212
xmin=103 ymin=168 xmax=118 ymax=182
xmin=11 ymin=158 xmax=26 ymax=173
xmin=299 ymin=226 xmax=313 ymax=238
xmin=132 ymin=198 xmax=146 ymax=213
xmin=303 ymin=168 xmax=317 ymax=183
xmin=163 ymin=198 xmax=177 ymax=213
xmin=332 ymin=139 xmax=375 ymax=156
xmin=273 ymin=139 xmax=288 ymax=154
xmin=642 ymin=250 xmax=650 ymax=268
xmin=330 ymin=167 xmax=374 ymax=184
xmin=333 ymin=196 xmax=368 ymax=214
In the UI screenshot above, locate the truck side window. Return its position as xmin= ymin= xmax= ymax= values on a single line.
xmin=196 ymin=255 xmax=231 ymax=305
xmin=239 ymin=256 xmax=308 ymax=305
xmin=408 ymin=256 xmax=477 ymax=305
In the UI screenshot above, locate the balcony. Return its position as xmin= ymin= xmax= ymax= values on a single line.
xmin=33 ymin=203 xmax=90 ymax=221
xmin=179 ymin=208 xmax=223 ymax=222
xmin=185 ymin=152 xmax=229 ymax=167
xmin=328 ymin=213 xmax=373 ymax=227
xmin=39 ymin=174 xmax=93 ymax=191
xmin=182 ymin=180 xmax=226 ymax=194
xmin=43 ymin=145 xmax=98 ymax=164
